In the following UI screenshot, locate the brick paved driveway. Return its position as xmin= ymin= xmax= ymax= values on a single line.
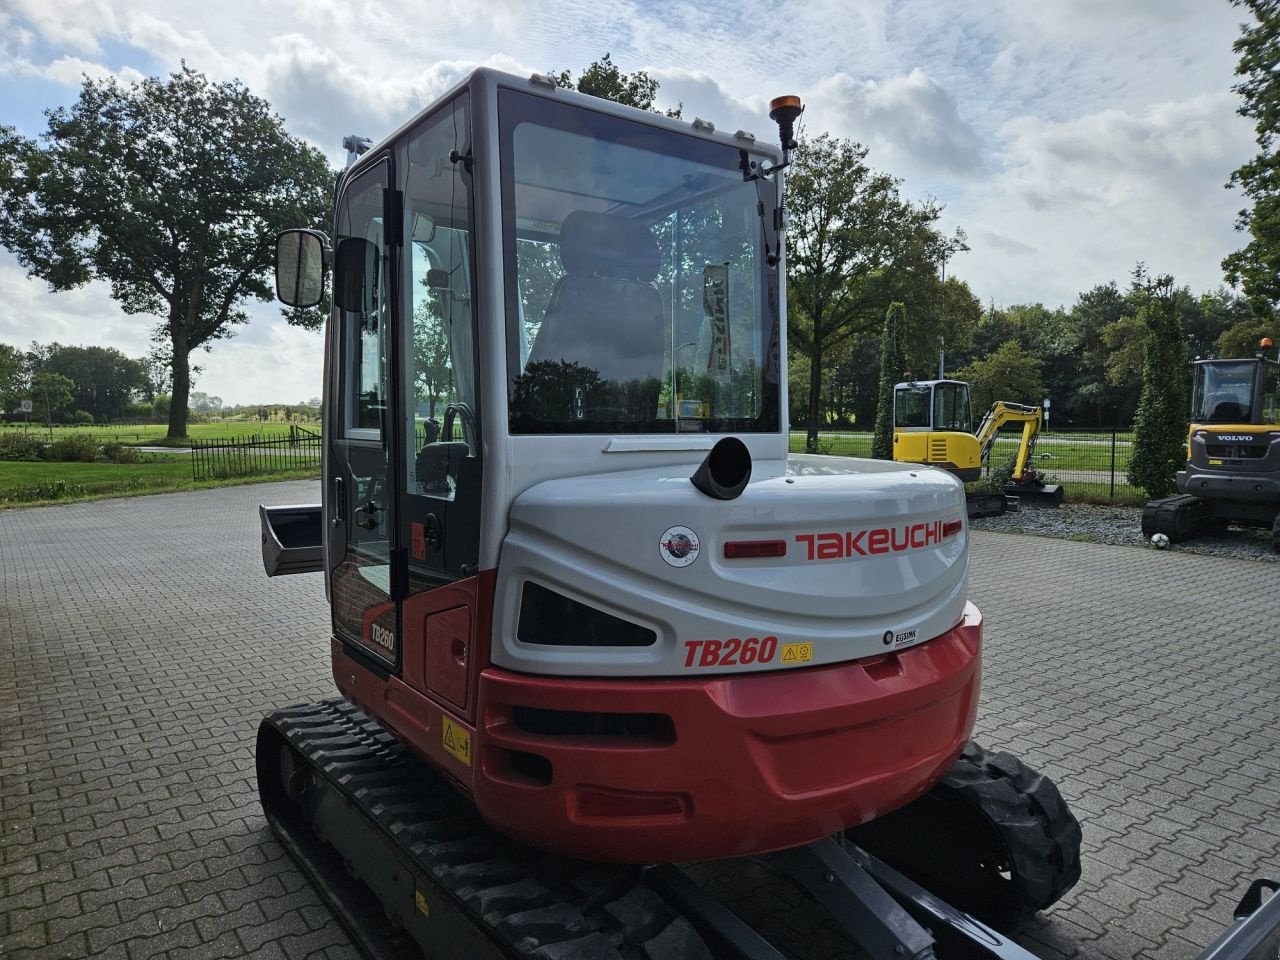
xmin=1 ymin=482 xmax=1277 ymax=960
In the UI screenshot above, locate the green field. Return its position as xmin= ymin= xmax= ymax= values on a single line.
xmin=0 ymin=455 xmax=318 ymax=507
xmin=0 ymin=420 xmax=321 ymax=445
xmin=788 ymin=430 xmax=1140 ymax=500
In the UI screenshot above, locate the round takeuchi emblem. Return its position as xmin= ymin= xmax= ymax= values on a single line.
xmin=659 ymin=525 xmax=701 ymax=567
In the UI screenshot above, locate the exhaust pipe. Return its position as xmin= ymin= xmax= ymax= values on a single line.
xmin=691 ymin=437 xmax=752 ymax=501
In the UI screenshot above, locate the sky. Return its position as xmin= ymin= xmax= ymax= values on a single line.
xmin=0 ymin=0 xmax=1259 ymax=405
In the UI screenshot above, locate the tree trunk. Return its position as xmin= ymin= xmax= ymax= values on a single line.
xmin=806 ymin=333 xmax=824 ymax=453
xmin=168 ymin=332 xmax=190 ymax=439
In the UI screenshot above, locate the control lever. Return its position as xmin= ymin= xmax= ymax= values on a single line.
xmin=353 ymin=499 xmax=381 ymax=530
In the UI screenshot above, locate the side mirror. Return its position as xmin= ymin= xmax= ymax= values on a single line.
xmin=275 ymin=229 xmax=328 ymax=308
xmin=334 ymin=236 xmax=379 ymax=314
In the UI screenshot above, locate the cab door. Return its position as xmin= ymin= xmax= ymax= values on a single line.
xmin=395 ymin=94 xmax=484 ymax=719
xmin=326 ymin=155 xmax=402 ymax=669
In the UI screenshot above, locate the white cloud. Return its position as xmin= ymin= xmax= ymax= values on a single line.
xmin=6 ymin=0 xmax=117 ymax=54
xmin=41 ymin=56 xmax=145 ymax=88
xmin=948 ymin=90 xmax=1254 ymax=307
xmin=808 ymin=69 xmax=984 ymax=178
xmin=0 ymin=0 xmax=1262 ymax=399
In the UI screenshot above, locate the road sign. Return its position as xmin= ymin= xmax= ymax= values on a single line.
xmin=19 ymin=400 xmax=32 ymax=413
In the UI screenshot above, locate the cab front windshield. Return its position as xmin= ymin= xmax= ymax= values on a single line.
xmin=1192 ymin=362 xmax=1258 ymax=423
xmin=500 ymin=90 xmax=780 ymax=434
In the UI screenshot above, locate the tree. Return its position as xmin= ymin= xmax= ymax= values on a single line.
xmin=550 ymin=53 xmax=681 ymax=116
xmin=0 ymin=66 xmax=333 ymax=438
xmin=787 ymin=134 xmax=965 ymax=450
xmin=30 ymin=370 xmax=74 ymax=426
xmin=871 ymin=302 xmax=907 ymax=459
xmin=27 ymin=343 xmax=148 ymax=421
xmin=0 ymin=343 xmax=26 ymax=411
xmin=413 ymin=296 xmax=455 ymax=420
xmin=1128 ymin=277 xmax=1188 ymax=498
xmin=952 ymin=340 xmax=1044 ymax=414
xmin=1223 ymin=1 xmax=1280 ymax=309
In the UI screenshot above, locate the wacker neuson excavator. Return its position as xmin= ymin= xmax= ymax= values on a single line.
xmin=258 ymin=69 xmax=1280 ymax=959
xmin=892 ymin=379 xmax=1063 ymax=517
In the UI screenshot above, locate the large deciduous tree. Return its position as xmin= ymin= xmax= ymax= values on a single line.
xmin=28 ymin=342 xmax=148 ymax=421
xmin=0 ymin=66 xmax=333 ymax=438
xmin=1223 ymin=1 xmax=1280 ymax=311
xmin=1128 ymin=277 xmax=1188 ymax=498
xmin=787 ymin=135 xmax=964 ymax=451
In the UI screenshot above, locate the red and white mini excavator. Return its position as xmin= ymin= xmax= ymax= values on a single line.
xmin=259 ymin=69 xmax=1280 ymax=959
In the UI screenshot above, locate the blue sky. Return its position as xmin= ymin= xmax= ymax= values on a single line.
xmin=0 ymin=0 xmax=1258 ymax=404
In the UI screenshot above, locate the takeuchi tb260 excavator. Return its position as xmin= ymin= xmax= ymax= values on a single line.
xmin=892 ymin=379 xmax=1064 ymax=517
xmin=257 ymin=69 xmax=1280 ymax=960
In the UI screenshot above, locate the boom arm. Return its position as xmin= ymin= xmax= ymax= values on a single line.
xmin=974 ymin=402 xmax=1044 ymax=481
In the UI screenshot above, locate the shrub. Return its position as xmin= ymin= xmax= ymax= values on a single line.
xmin=0 ymin=432 xmax=44 ymax=461
xmin=102 ymin=442 xmax=141 ymax=464
xmin=48 ymin=434 xmax=100 ymax=462
xmin=73 ymin=410 xmax=95 ymax=424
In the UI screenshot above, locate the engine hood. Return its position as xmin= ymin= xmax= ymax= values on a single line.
xmin=491 ymin=454 xmax=969 ymax=677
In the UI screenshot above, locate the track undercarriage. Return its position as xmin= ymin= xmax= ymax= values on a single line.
xmin=258 ymin=699 xmax=1088 ymax=960
xmin=1142 ymin=494 xmax=1280 ymax=552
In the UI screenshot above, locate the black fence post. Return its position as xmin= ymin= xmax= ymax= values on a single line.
xmin=1110 ymin=430 xmax=1117 ymax=501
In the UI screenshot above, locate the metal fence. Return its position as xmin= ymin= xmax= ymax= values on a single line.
xmin=190 ymin=427 xmax=322 ymax=480
xmin=985 ymin=428 xmax=1137 ymax=501
xmin=793 ymin=429 xmax=1141 ymax=502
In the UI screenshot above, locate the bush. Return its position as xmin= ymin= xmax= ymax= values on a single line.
xmin=0 ymin=432 xmax=45 ymax=461
xmin=102 ymin=442 xmax=141 ymax=464
xmin=72 ymin=410 xmax=95 ymax=424
xmin=48 ymin=434 xmax=100 ymax=462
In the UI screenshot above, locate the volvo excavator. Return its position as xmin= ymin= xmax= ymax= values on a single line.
xmin=892 ymin=379 xmax=1064 ymax=517
xmin=257 ymin=69 xmax=1279 ymax=960
xmin=1142 ymin=340 xmax=1280 ymax=552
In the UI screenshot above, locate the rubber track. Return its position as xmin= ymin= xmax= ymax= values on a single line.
xmin=264 ymin=699 xmax=714 ymax=960
xmin=939 ymin=741 xmax=1083 ymax=921
xmin=848 ymin=739 xmax=1082 ymax=930
xmin=1141 ymin=494 xmax=1213 ymax=542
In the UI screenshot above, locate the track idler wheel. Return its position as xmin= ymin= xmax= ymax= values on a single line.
xmin=848 ymin=741 xmax=1082 ymax=929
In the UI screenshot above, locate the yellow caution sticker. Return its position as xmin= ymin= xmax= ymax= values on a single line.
xmin=780 ymin=642 xmax=814 ymax=664
xmin=441 ymin=716 xmax=472 ymax=766
xmin=1209 ymin=459 xmax=1223 ymax=465
xmin=414 ymin=889 xmax=430 ymax=917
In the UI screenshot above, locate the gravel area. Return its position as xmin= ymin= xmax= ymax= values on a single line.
xmin=971 ymin=501 xmax=1280 ymax=561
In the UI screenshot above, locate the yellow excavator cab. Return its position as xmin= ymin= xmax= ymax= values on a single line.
xmin=892 ymin=380 xmax=983 ymax=482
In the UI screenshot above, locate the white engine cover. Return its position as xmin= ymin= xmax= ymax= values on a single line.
xmin=492 ymin=454 xmax=969 ymax=677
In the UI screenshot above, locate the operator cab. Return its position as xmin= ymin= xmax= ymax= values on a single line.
xmin=1191 ymin=357 xmax=1280 ymax=426
xmin=893 ymin=380 xmax=973 ymax=433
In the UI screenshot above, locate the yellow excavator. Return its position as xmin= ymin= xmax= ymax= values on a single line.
xmin=1142 ymin=337 xmax=1280 ymax=551
xmin=892 ymin=379 xmax=1064 ymax=516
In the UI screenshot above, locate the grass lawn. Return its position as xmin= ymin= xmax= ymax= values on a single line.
xmin=789 ymin=429 xmax=1141 ymax=501
xmin=1 ymin=420 xmax=322 ymax=445
xmin=0 ymin=455 xmax=318 ymax=507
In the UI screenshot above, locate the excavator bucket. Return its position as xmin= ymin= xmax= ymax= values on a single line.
xmin=1002 ymin=481 xmax=1064 ymax=507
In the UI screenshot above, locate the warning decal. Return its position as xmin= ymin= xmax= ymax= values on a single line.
xmin=441 ymin=716 xmax=472 ymax=766
xmin=780 ymin=642 xmax=814 ymax=664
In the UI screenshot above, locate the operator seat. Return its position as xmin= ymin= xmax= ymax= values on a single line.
xmin=529 ymin=210 xmax=665 ymax=391
xmin=1209 ymin=400 xmax=1247 ymax=421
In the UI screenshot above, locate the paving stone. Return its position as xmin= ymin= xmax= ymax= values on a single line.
xmin=3 ymin=483 xmax=1279 ymax=960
